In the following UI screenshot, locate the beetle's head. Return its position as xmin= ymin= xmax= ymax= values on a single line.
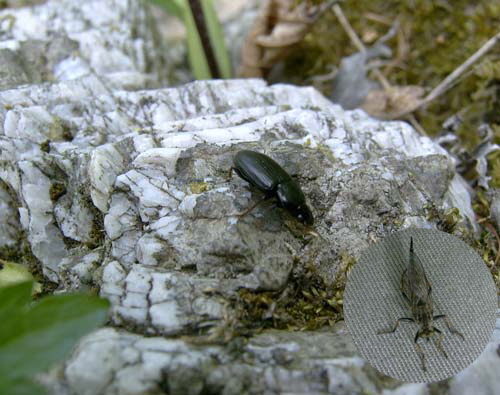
xmin=276 ymin=182 xmax=314 ymax=225
xmin=294 ymin=204 xmax=314 ymax=225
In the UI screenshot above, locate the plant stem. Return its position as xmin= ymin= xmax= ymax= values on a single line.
xmin=188 ymin=0 xmax=221 ymax=78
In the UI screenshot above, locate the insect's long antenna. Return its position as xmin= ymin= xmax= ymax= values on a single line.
xmin=410 ymin=237 xmax=414 ymax=253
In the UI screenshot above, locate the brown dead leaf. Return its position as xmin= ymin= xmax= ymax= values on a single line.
xmin=239 ymin=0 xmax=335 ymax=78
xmin=361 ymin=85 xmax=424 ymax=119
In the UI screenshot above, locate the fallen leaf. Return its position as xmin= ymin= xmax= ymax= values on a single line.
xmin=239 ymin=0 xmax=333 ymax=77
xmin=361 ymin=85 xmax=424 ymax=119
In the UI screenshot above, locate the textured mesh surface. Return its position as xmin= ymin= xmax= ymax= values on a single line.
xmin=344 ymin=228 xmax=498 ymax=382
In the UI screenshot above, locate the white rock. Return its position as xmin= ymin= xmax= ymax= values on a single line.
xmin=89 ymin=144 xmax=126 ymax=213
xmin=149 ymin=300 xmax=184 ymax=334
xmin=101 ymin=260 xmax=126 ymax=297
xmin=132 ymin=147 xmax=182 ymax=176
xmin=0 ymin=182 xmax=20 ymax=247
xmin=64 ymin=328 xmax=137 ymax=395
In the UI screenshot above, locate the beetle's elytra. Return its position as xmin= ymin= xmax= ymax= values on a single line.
xmin=378 ymin=237 xmax=464 ymax=371
xmin=232 ymin=150 xmax=314 ymax=225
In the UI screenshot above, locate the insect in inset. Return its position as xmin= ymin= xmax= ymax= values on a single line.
xmin=377 ymin=237 xmax=464 ymax=371
xmin=229 ymin=150 xmax=314 ymax=225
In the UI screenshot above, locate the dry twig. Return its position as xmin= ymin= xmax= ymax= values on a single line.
xmin=332 ymin=4 xmax=426 ymax=135
xmin=423 ymin=30 xmax=500 ymax=104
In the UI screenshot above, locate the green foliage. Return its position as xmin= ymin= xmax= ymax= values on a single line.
xmin=199 ymin=0 xmax=232 ymax=78
xmin=487 ymin=147 xmax=500 ymax=188
xmin=0 ymin=282 xmax=109 ymax=395
xmin=152 ymin=0 xmax=232 ymax=79
xmin=0 ymin=259 xmax=41 ymax=294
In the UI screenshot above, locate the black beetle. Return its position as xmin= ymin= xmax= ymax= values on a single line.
xmin=231 ymin=150 xmax=314 ymax=225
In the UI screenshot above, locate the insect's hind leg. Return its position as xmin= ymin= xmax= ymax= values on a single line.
xmin=433 ymin=315 xmax=465 ymax=340
xmin=414 ymin=334 xmax=427 ymax=372
xmin=433 ymin=327 xmax=448 ymax=358
xmin=377 ymin=317 xmax=414 ymax=334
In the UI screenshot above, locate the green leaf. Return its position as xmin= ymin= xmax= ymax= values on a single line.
xmin=181 ymin=2 xmax=212 ymax=79
xmin=0 ymin=281 xmax=32 ymax=312
xmin=151 ymin=0 xmax=231 ymax=79
xmin=149 ymin=0 xmax=183 ymax=17
xmin=0 ymin=377 xmax=47 ymax=395
xmin=200 ymin=0 xmax=232 ymax=78
xmin=0 ymin=293 xmax=109 ymax=381
xmin=0 ymin=260 xmax=41 ymax=294
xmin=0 ymin=282 xmax=32 ymax=343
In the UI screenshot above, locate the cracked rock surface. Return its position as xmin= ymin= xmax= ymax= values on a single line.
xmin=59 ymin=325 xmax=374 ymax=395
xmin=1 ymin=1 xmax=498 ymax=395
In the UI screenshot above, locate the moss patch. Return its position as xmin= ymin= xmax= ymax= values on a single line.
xmin=233 ymin=260 xmax=344 ymax=332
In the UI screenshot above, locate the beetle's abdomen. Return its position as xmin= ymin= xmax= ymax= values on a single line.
xmin=233 ymin=150 xmax=291 ymax=192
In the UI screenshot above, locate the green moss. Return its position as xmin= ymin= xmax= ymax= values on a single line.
xmin=471 ymin=230 xmax=500 ymax=295
xmin=316 ymin=143 xmax=337 ymax=163
xmin=0 ymin=244 xmax=25 ymax=264
xmin=471 ymin=190 xmax=500 ymax=294
xmin=424 ymin=204 xmax=476 ymax=243
xmin=49 ymin=182 xmax=67 ymax=202
xmin=437 ymin=207 xmax=462 ymax=234
xmin=487 ymin=148 xmax=500 ymax=188
xmin=334 ymin=251 xmax=356 ymax=289
xmin=40 ymin=140 xmax=50 ymax=153
xmin=189 ymin=182 xmax=210 ymax=194
xmin=80 ymin=189 xmax=105 ymax=249
xmin=61 ymin=121 xmax=74 ymax=141
xmin=232 ymin=261 xmax=343 ymax=332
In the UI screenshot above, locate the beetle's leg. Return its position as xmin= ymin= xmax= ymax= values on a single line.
xmin=226 ymin=167 xmax=234 ymax=182
xmin=433 ymin=327 xmax=448 ymax=358
xmin=377 ymin=317 xmax=414 ymax=334
xmin=235 ymin=196 xmax=270 ymax=218
xmin=414 ymin=332 xmax=426 ymax=372
xmin=227 ymin=166 xmax=247 ymax=182
xmin=433 ymin=315 xmax=465 ymax=340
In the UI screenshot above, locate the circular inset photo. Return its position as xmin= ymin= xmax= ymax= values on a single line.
xmin=344 ymin=228 xmax=498 ymax=382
